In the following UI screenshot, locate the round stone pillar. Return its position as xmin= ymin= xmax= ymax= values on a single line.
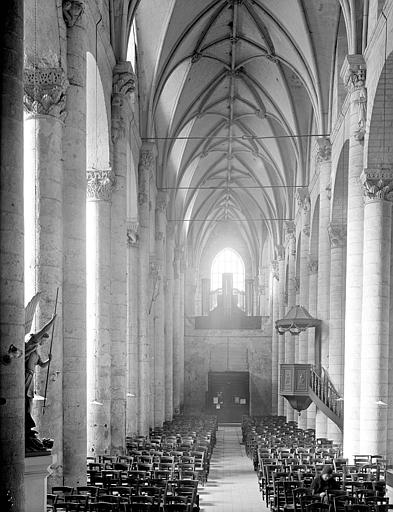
xmin=153 ymin=191 xmax=168 ymax=426
xmin=173 ymin=246 xmax=182 ymax=414
xmin=327 ymin=223 xmax=346 ymax=442
xmin=359 ymin=169 xmax=393 ymax=455
xmin=110 ymin=62 xmax=135 ymax=453
xmin=86 ymin=168 xmax=115 ymax=456
xmin=165 ymin=228 xmax=175 ymax=421
xmin=126 ymin=221 xmax=139 ymax=436
xmin=316 ymin=138 xmax=332 ymax=438
xmin=179 ymin=258 xmax=186 ymax=409
xmin=307 ymin=255 xmax=318 ymax=429
xmin=137 ymin=144 xmax=155 ymax=434
xmin=0 ymin=0 xmax=25 ymax=508
xmin=296 ymin=189 xmax=310 ymax=428
xmin=341 ymin=55 xmax=366 ymax=459
xmin=271 ymin=261 xmax=279 ymax=416
xmin=23 ymin=65 xmax=67 ymax=475
xmin=62 ymin=0 xmax=87 ymax=487
xmin=277 ymin=248 xmax=286 ymax=416
xmin=307 ymin=258 xmax=318 ymax=429
xmin=285 ymin=222 xmax=296 ymax=422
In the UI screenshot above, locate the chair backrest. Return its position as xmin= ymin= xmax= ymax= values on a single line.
xmin=64 ymin=495 xmax=89 ymax=511
xmin=76 ymin=486 xmax=99 ymax=498
xmin=52 ymin=486 xmax=74 ymax=496
xmin=300 ymin=494 xmax=321 ymax=512
xmin=306 ymin=503 xmax=330 ymax=512
xmin=89 ymin=503 xmax=119 ymax=512
xmin=47 ymin=494 xmax=58 ymax=510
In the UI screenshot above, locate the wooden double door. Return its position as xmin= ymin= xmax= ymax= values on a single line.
xmin=207 ymin=371 xmax=249 ymax=423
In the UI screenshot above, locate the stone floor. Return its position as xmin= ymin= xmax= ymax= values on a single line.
xmin=198 ymin=425 xmax=269 ymax=512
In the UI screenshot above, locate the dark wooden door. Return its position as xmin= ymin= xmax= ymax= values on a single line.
xmin=207 ymin=371 xmax=249 ymax=422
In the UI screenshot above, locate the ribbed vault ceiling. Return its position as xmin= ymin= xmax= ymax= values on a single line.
xmin=136 ymin=0 xmax=340 ymax=258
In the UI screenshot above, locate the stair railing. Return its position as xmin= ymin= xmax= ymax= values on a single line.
xmin=310 ymin=366 xmax=343 ymax=420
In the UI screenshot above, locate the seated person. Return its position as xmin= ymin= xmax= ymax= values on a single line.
xmin=311 ymin=465 xmax=340 ymax=501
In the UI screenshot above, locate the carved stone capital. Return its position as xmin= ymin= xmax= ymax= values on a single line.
xmin=316 ymin=137 xmax=332 ymax=163
xmin=328 ymin=223 xmax=346 ymax=248
xmin=86 ymin=168 xmax=115 ymax=201
xmin=276 ymin=245 xmax=285 ymax=261
xmin=308 ymin=258 xmax=318 ymax=274
xmin=24 ymin=67 xmax=68 ymax=120
xmin=341 ymin=55 xmax=366 ymax=93
xmin=62 ymin=0 xmax=84 ymax=27
xmin=140 ymin=146 xmax=156 ymax=170
xmin=284 ymin=221 xmax=296 ymax=253
xmin=127 ymin=221 xmax=139 ymax=247
xmin=296 ymin=188 xmax=310 ymax=211
xmin=113 ymin=62 xmax=136 ymax=97
xmin=156 ymin=191 xmax=168 ymax=213
xmin=361 ymin=168 xmax=393 ymax=202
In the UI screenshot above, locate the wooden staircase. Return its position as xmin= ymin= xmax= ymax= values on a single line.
xmin=309 ymin=367 xmax=343 ymax=430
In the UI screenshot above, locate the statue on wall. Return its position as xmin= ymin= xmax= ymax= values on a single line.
xmin=24 ymin=293 xmax=56 ymax=452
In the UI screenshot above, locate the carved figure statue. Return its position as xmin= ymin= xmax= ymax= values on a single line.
xmin=24 ymin=293 xmax=56 ymax=451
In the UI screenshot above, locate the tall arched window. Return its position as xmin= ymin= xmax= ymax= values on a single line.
xmin=211 ymin=248 xmax=245 ymax=291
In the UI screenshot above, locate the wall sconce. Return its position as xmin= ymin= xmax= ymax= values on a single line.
xmin=2 ymin=344 xmax=23 ymax=365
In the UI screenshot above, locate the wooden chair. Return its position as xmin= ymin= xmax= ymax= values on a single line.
xmin=47 ymin=493 xmax=58 ymax=511
xmin=75 ymin=486 xmax=99 ymax=501
xmin=163 ymin=495 xmax=191 ymax=510
xmin=89 ymin=503 xmax=119 ymax=512
xmin=61 ymin=495 xmax=89 ymax=512
xmin=305 ymin=503 xmax=330 ymax=512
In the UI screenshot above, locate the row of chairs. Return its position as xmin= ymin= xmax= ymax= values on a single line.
xmin=48 ymin=415 xmax=218 ymax=511
xmin=48 ymin=479 xmax=199 ymax=511
xmin=241 ymin=416 xmax=389 ymax=512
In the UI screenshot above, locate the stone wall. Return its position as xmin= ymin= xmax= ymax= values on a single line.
xmin=184 ymin=321 xmax=273 ymax=417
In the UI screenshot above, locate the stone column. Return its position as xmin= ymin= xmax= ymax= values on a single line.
xmin=153 ymin=191 xmax=168 ymax=427
xmin=165 ymin=226 xmax=175 ymax=421
xmin=126 ymin=221 xmax=139 ymax=435
xmin=285 ymin=222 xmax=296 ymax=422
xmin=137 ymin=144 xmax=155 ymax=434
xmin=277 ymin=247 xmax=286 ymax=416
xmin=307 ymin=258 xmax=318 ymax=429
xmin=341 ymin=55 xmax=366 ymax=459
xmin=271 ymin=261 xmax=279 ymax=416
xmin=316 ymin=138 xmax=332 ymax=438
xmin=110 ymin=62 xmax=135 ymax=453
xmin=359 ymin=169 xmax=393 ymax=454
xmin=327 ymin=223 xmax=346 ymax=442
xmin=245 ymin=279 xmax=254 ymax=316
xmin=173 ymin=246 xmax=182 ymax=414
xmin=23 ymin=64 xmax=67 ymax=475
xmin=86 ymin=168 xmax=115 ymax=456
xmin=296 ymin=189 xmax=310 ymax=428
xmin=165 ymin=224 xmax=174 ymax=421
xmin=179 ymin=256 xmax=186 ymax=410
xmin=62 ymin=0 xmax=87 ymax=487
xmin=0 ymin=1 xmax=24 ymax=508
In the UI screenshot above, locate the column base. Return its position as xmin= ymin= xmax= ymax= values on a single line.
xmin=25 ymin=452 xmax=56 ymax=512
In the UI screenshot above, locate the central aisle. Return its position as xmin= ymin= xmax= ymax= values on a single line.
xmin=198 ymin=425 xmax=269 ymax=512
